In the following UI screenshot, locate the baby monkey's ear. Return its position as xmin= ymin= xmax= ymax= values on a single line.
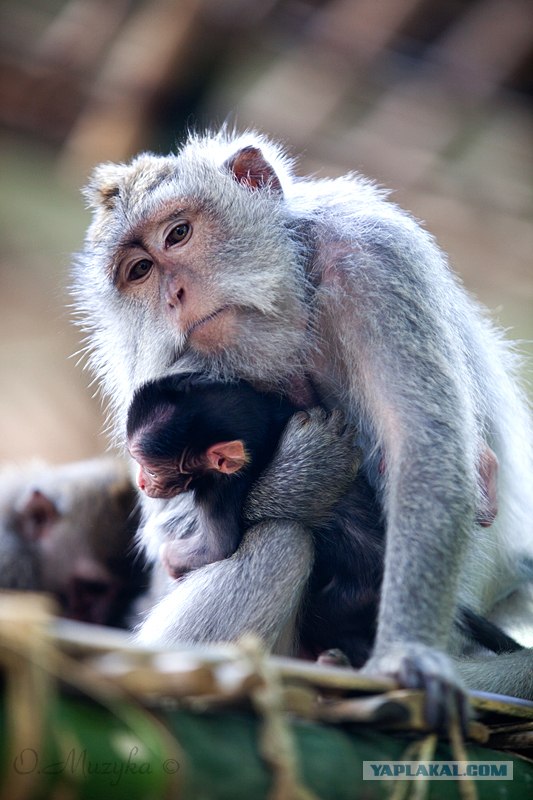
xmin=224 ymin=146 xmax=283 ymax=194
xmin=82 ymin=162 xmax=126 ymax=210
xmin=206 ymin=441 xmax=248 ymax=474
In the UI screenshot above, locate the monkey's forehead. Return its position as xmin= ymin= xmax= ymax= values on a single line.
xmin=84 ymin=154 xmax=219 ymax=244
xmin=83 ymin=132 xmax=294 ymax=243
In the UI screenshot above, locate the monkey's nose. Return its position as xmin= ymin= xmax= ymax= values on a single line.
xmin=167 ymin=286 xmax=185 ymax=308
xmin=136 ymin=468 xmax=146 ymax=491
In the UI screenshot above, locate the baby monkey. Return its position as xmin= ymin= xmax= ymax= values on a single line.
xmin=127 ymin=373 xmax=519 ymax=665
xmin=127 ymin=373 xmax=298 ymax=578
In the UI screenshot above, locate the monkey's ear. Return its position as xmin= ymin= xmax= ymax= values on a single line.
xmin=206 ymin=441 xmax=248 ymax=474
xmin=224 ymin=146 xmax=283 ymax=194
xmin=82 ymin=162 xmax=125 ymax=210
xmin=18 ymin=489 xmax=59 ymax=542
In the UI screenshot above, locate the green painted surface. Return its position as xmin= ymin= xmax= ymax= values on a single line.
xmin=2 ymin=693 xmax=532 ymax=799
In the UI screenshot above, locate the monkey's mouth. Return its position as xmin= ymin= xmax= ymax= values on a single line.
xmin=185 ymin=306 xmax=231 ymax=338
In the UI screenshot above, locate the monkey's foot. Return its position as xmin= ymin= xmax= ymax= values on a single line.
xmin=360 ymin=644 xmax=470 ymax=733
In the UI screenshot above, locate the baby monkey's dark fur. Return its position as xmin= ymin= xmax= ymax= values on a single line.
xmin=127 ymin=373 xmax=296 ymax=576
xmin=127 ymin=373 xmax=519 ymax=665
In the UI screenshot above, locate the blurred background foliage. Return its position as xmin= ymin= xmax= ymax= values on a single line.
xmin=0 ymin=0 xmax=532 ymax=462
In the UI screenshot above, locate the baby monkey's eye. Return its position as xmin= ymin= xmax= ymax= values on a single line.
xmin=128 ymin=259 xmax=153 ymax=282
xmin=166 ymin=222 xmax=191 ymax=247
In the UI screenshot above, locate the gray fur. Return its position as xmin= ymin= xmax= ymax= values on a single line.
xmin=74 ymin=130 xmax=533 ymax=697
xmin=136 ymin=521 xmax=313 ymax=651
xmin=245 ymin=407 xmax=361 ymax=526
xmin=455 ymin=649 xmax=533 ymax=697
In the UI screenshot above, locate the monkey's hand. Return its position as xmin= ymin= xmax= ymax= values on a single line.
xmin=360 ymin=644 xmax=470 ymax=733
xmin=244 ymin=407 xmax=360 ymax=526
xmin=160 ymin=534 xmax=234 ymax=579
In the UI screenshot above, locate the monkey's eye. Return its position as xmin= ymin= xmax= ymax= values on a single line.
xmin=127 ymin=259 xmax=153 ymax=282
xmin=165 ymin=222 xmax=191 ymax=247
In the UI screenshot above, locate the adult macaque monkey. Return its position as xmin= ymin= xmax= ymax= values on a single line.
xmin=74 ymin=131 xmax=533 ymax=721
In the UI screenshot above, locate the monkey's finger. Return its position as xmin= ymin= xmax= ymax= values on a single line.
xmin=423 ymin=674 xmax=450 ymax=731
xmin=327 ymin=408 xmax=345 ymax=430
xmin=425 ymin=679 xmax=471 ymax=736
xmin=397 ymin=659 xmax=424 ymax=690
xmin=396 ymin=653 xmax=471 ymax=733
xmin=395 ymin=660 xmax=463 ymax=733
xmin=327 ymin=408 xmax=357 ymax=439
xmin=293 ymin=410 xmax=312 ymax=425
xmin=310 ymin=406 xmax=328 ymax=422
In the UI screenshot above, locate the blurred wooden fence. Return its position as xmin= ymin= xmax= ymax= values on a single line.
xmin=1 ymin=0 xmax=532 ymax=170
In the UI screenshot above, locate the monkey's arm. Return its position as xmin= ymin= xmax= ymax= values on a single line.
xmin=136 ymin=520 xmax=313 ymax=651
xmin=321 ymin=226 xmax=478 ymax=722
xmin=244 ymin=407 xmax=360 ymax=526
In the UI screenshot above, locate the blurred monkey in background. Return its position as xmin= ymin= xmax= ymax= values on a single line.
xmin=0 ymin=458 xmax=147 ymax=626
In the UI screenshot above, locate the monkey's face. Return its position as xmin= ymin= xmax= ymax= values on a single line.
xmin=111 ymin=201 xmax=245 ymax=357
xmin=75 ymin=136 xmax=314 ymax=426
xmin=134 ymin=457 xmax=194 ymax=500
xmin=130 ymin=436 xmax=248 ymax=500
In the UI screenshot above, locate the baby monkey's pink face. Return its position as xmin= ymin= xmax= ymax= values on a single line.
xmin=129 ymin=439 xmax=248 ymax=500
xmin=133 ymin=455 xmax=194 ymax=499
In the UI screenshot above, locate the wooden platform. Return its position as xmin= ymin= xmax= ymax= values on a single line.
xmin=1 ymin=600 xmax=532 ymax=799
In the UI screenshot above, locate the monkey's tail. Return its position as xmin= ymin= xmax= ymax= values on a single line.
xmin=457 ymin=606 xmax=523 ymax=654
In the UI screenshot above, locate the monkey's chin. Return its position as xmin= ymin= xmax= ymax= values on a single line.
xmin=142 ymin=487 xmax=187 ymax=500
xmin=188 ymin=306 xmax=236 ymax=352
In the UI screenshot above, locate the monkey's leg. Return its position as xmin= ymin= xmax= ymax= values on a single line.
xmin=455 ymin=649 xmax=533 ymax=699
xmin=136 ymin=521 xmax=313 ymax=651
